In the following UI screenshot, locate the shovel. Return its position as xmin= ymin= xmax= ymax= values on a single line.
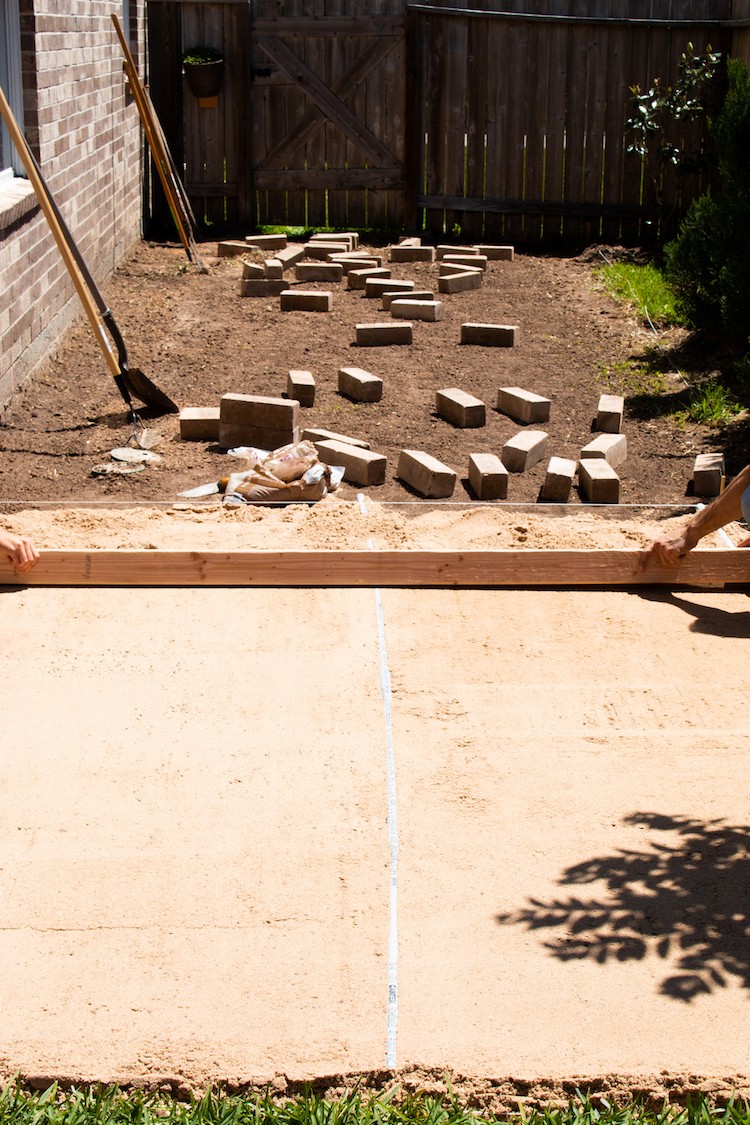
xmin=0 ymin=83 xmax=179 ymax=428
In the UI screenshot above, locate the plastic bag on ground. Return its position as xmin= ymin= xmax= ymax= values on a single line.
xmin=227 ymin=440 xmax=319 ymax=483
xmin=180 ymin=443 xmax=344 ymax=505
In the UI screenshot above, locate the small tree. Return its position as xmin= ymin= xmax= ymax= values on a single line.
xmin=625 ymin=43 xmax=724 ymax=207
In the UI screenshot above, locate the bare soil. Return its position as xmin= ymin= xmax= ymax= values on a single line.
xmin=1 ymin=237 xmax=745 ymax=507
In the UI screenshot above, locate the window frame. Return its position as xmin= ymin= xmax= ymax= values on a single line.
xmin=1 ymin=0 xmax=25 ymax=178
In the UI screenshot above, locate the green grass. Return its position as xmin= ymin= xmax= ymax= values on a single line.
xmin=255 ymin=225 xmax=407 ymax=244
xmin=258 ymin=226 xmax=310 ymax=238
xmin=1 ymin=1084 xmax=750 ymax=1125
xmin=676 ymin=378 xmax=743 ymax=427
xmin=600 ymin=357 xmax=745 ymax=427
xmin=599 ymin=357 xmax=670 ymax=400
xmin=597 ymin=262 xmax=682 ymax=327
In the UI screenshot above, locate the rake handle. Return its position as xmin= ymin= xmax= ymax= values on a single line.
xmin=111 ymin=14 xmax=197 ymax=263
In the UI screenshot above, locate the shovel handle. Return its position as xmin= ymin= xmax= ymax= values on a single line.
xmin=0 ymin=83 xmax=123 ymax=384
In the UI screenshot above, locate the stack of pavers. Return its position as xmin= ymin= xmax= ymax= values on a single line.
xmin=210 ymin=232 xmax=519 ymax=499
xmin=387 ymin=238 xmax=515 ymax=498
xmin=456 ymin=386 xmax=546 ymax=502
xmin=225 ymin=232 xmax=524 ymax=359
xmin=398 ymin=271 xmax=519 ymax=498
xmin=218 ymin=393 xmax=299 ymax=451
xmin=458 ymin=386 xmax=631 ymax=505
xmin=309 ymin=431 xmax=387 ymax=488
xmin=228 ymin=234 xmax=302 ymax=297
xmin=491 ymin=387 xmax=628 ymax=505
xmin=421 ymin=381 xmax=630 ymax=505
xmin=574 ymin=393 xmax=627 ymax=503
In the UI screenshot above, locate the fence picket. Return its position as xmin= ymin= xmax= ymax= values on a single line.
xmin=501 ymin=13 xmax=530 ymax=244
xmin=577 ymin=0 xmax=608 ymax=244
xmin=461 ymin=15 xmax=490 ymax=242
xmin=542 ymin=9 xmax=567 ymax=241
xmin=325 ymin=0 xmax=350 ymax=228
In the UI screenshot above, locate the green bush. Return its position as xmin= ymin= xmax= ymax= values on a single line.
xmin=626 ymin=43 xmax=723 ymax=185
xmin=664 ymin=193 xmax=729 ymax=328
xmin=664 ymin=57 xmax=750 ymax=343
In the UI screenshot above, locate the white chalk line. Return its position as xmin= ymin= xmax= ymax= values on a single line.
xmin=355 ymin=490 xmax=733 ymax=1065
xmin=357 ymin=492 xmax=399 ymax=1069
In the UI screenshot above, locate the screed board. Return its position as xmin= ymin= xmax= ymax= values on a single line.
xmin=0 ymin=549 xmax=746 ymax=587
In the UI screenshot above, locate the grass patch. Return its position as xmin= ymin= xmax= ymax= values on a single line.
xmin=601 ymin=354 xmax=746 ymax=428
xmin=676 ymin=378 xmax=743 ymax=427
xmin=1 ymin=1085 xmax=750 ymax=1125
xmin=256 ymin=225 xmax=408 ymax=245
xmin=258 ymin=226 xmax=311 ymax=238
xmin=597 ymin=262 xmax=682 ymax=327
xmin=599 ymin=357 xmax=671 ymax=401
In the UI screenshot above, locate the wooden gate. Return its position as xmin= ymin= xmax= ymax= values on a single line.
xmin=251 ymin=0 xmax=407 ymax=230
xmin=147 ymin=0 xmax=252 ymax=233
xmin=147 ymin=0 xmax=406 ymax=234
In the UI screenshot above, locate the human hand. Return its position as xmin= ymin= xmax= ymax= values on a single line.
xmin=0 ymin=532 xmax=40 ymax=572
xmin=638 ymin=532 xmax=690 ymax=571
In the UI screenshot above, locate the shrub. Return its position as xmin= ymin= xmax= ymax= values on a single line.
xmin=664 ymin=57 xmax=750 ymax=344
xmin=626 ymin=43 xmax=723 ymax=189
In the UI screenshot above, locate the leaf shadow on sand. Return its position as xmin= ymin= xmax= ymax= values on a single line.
xmin=496 ymin=812 xmax=750 ymax=1002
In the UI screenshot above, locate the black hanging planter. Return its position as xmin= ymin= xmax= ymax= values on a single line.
xmin=182 ymin=47 xmax=224 ymax=99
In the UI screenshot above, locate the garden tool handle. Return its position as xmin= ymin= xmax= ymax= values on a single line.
xmin=111 ymin=14 xmax=194 ymax=262
xmin=0 ymin=83 xmax=128 ymax=395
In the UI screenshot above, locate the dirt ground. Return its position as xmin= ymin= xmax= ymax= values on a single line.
xmin=0 ymin=237 xmax=746 ymax=507
xmin=2 ymin=238 xmax=750 ymax=1104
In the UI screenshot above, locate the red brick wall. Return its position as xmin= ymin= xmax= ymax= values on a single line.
xmin=0 ymin=1 xmax=145 ymax=404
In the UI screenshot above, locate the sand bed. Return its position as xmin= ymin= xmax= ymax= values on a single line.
xmin=1 ymin=503 xmax=748 ymax=1103
xmin=1 ymin=497 xmax=745 ymax=553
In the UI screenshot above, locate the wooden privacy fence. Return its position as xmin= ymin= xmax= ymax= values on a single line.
xmin=146 ymin=0 xmax=750 ymax=244
xmin=413 ymin=0 xmax=750 ymax=244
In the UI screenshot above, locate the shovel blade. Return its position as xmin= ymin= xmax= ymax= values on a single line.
xmin=122 ymin=367 xmax=179 ymax=414
xmin=135 ymin=428 xmax=161 ymax=450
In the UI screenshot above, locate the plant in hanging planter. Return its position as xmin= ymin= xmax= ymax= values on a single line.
xmin=182 ymin=46 xmax=224 ymax=98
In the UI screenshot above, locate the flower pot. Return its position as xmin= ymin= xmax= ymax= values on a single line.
xmin=183 ymin=59 xmax=224 ymax=99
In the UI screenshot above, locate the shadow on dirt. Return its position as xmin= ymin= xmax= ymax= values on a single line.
xmin=624 ymin=386 xmax=692 ymax=421
xmin=620 ymin=329 xmax=750 ymax=469
xmin=717 ymin=414 xmax=750 ymax=471
xmin=496 ymin=811 xmax=750 ymax=1001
